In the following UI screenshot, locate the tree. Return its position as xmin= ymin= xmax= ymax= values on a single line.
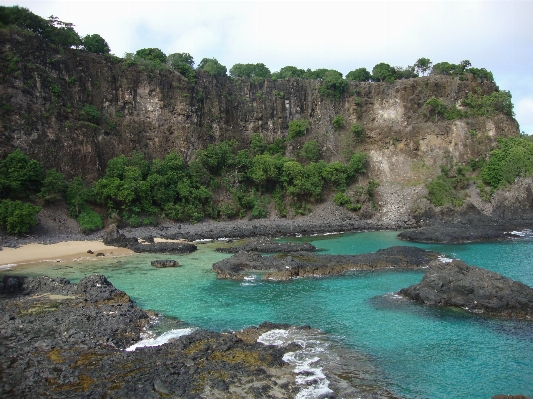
xmin=300 ymin=140 xmax=321 ymax=162
xmin=229 ymin=63 xmax=271 ymax=79
xmin=350 ymin=123 xmax=364 ymax=139
xmin=319 ymin=70 xmax=347 ymax=99
xmin=168 ymin=53 xmax=196 ymax=82
xmin=198 ymin=58 xmax=227 ymax=77
xmin=332 ymin=115 xmax=345 ymax=131
xmin=0 ymin=149 xmax=45 ymax=198
xmin=372 ymin=63 xmax=396 ymax=82
xmin=135 ymin=48 xmax=167 ymax=63
xmin=414 ymin=58 xmax=432 ymax=76
xmin=0 ymin=199 xmax=41 ymax=234
xmin=271 ymin=66 xmax=306 ymax=80
xmin=46 ymin=15 xmax=81 ymax=47
xmin=287 ymin=119 xmax=310 ymax=141
xmin=250 ymin=133 xmax=266 ymax=156
xmin=82 ymin=34 xmax=110 ymax=54
xmin=346 ymin=68 xmax=371 ymax=82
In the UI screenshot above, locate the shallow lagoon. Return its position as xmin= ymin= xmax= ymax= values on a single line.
xmin=4 ymin=230 xmax=533 ymax=398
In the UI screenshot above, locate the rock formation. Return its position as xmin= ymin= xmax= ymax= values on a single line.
xmin=399 ymin=260 xmax=533 ymax=319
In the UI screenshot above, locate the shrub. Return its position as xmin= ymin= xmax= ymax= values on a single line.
xmin=250 ymin=133 xmax=266 ymax=155
xmin=300 ymin=140 xmax=321 ymax=162
xmin=267 ymin=138 xmax=285 ymax=155
xmin=82 ymin=104 xmax=100 ymax=123
xmin=287 ymin=119 xmax=309 ymax=141
xmin=39 ymin=169 xmax=66 ymax=203
xmin=0 ymin=149 xmax=45 ymax=199
xmin=462 ymin=90 xmax=514 ymax=118
xmin=372 ymin=63 xmax=396 ymax=82
xmin=332 ymin=115 xmax=345 ymax=131
xmin=229 ymin=63 xmax=271 ymax=79
xmin=426 ymin=176 xmax=463 ymax=207
xmin=168 ymin=53 xmax=196 ymax=82
xmin=350 ymin=123 xmax=364 ymax=139
xmin=77 ymin=207 xmax=103 ymax=233
xmin=0 ymin=199 xmax=41 ymax=234
xmin=271 ymin=66 xmax=306 ymax=80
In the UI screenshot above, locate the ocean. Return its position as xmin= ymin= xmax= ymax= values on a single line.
xmin=4 ymin=230 xmax=533 ymax=398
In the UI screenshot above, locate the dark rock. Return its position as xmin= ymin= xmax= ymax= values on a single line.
xmin=96 ymin=252 xmax=105 ymax=256
xmin=87 ymin=249 xmax=93 ymax=254
xmin=103 ymin=223 xmax=139 ymax=248
xmin=131 ymin=241 xmax=197 ymax=254
xmin=399 ymin=260 xmax=533 ymax=319
xmin=212 ymin=246 xmax=440 ymax=280
xmin=215 ymin=237 xmax=316 ymax=253
xmin=151 ymin=260 xmax=180 ymax=268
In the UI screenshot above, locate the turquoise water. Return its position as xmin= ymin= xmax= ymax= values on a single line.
xmin=4 ymin=231 xmax=533 ymax=398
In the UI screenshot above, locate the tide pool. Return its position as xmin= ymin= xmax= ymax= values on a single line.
xmin=3 ymin=231 xmax=533 ymax=398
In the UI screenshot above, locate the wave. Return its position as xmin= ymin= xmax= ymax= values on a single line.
xmin=125 ymin=327 xmax=197 ymax=352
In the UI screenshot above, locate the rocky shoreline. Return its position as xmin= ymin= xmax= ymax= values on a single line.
xmin=0 ymin=274 xmax=404 ymax=399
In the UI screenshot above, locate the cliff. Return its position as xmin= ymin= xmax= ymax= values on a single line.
xmin=0 ymin=28 xmax=524 ymax=228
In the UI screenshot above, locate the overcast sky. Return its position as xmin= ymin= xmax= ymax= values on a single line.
xmin=3 ymin=0 xmax=532 ymax=134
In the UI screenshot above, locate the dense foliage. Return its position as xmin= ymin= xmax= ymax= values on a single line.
xmin=167 ymin=52 xmax=196 ymax=82
xmin=229 ymin=63 xmax=271 ymax=79
xmin=198 ymin=58 xmax=227 ymax=77
xmin=81 ymin=33 xmax=110 ymax=54
xmin=287 ymin=119 xmax=310 ymax=141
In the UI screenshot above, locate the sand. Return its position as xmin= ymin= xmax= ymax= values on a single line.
xmin=0 ymin=241 xmax=134 ymax=269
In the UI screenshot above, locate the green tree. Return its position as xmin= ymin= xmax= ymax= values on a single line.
xmin=414 ymin=58 xmax=432 ymax=76
xmin=168 ymin=53 xmax=196 ymax=82
xmin=332 ymin=115 xmax=345 ymax=131
xmin=350 ymin=123 xmax=364 ymax=139
xmin=287 ymin=119 xmax=310 ymax=141
xmin=135 ymin=48 xmax=167 ymax=63
xmin=271 ymin=66 xmax=306 ymax=80
xmin=372 ymin=63 xmax=396 ymax=82
xmin=46 ymin=15 xmax=81 ymax=47
xmin=318 ymin=70 xmax=347 ymax=99
xmin=82 ymin=33 xmax=110 ymax=54
xmin=0 ymin=149 xmax=45 ymax=198
xmin=300 ymin=140 xmax=321 ymax=162
xmin=82 ymin=104 xmax=100 ymax=123
xmin=250 ymin=133 xmax=266 ymax=156
xmin=39 ymin=169 xmax=67 ymax=203
xmin=198 ymin=58 xmax=227 ymax=77
xmin=0 ymin=199 xmax=41 ymax=234
xmin=229 ymin=63 xmax=271 ymax=79
xmin=346 ymin=68 xmax=371 ymax=82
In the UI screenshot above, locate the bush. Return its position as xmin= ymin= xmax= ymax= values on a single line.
xmin=229 ymin=63 xmax=271 ymax=79
xmin=271 ymin=66 xmax=306 ymax=80
xmin=250 ymin=133 xmax=266 ymax=156
xmin=372 ymin=63 xmax=396 ymax=83
xmin=332 ymin=115 xmax=345 ymax=131
xmin=300 ymin=140 xmax=321 ymax=162
xmin=426 ymin=176 xmax=463 ymax=207
xmin=77 ymin=207 xmax=103 ymax=233
xmin=167 ymin=53 xmax=196 ymax=82
xmin=350 ymin=123 xmax=364 ymax=139
xmin=82 ymin=104 xmax=100 ymax=123
xmin=0 ymin=149 xmax=45 ymax=199
xmin=39 ymin=169 xmax=66 ymax=203
xmin=287 ymin=119 xmax=309 ymax=141
xmin=0 ymin=199 xmax=41 ymax=234
xmin=462 ymin=90 xmax=514 ymax=118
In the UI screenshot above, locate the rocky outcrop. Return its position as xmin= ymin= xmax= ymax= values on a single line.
xmin=212 ymin=246 xmax=440 ymax=280
xmin=0 ymin=274 xmax=313 ymax=398
xmin=151 ymin=259 xmax=180 ymax=268
xmin=215 ymin=237 xmax=316 ymax=253
xmin=399 ymin=260 xmax=533 ymax=319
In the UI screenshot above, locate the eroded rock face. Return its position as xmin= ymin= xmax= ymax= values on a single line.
xmin=212 ymin=246 xmax=440 ymax=280
xmin=399 ymin=260 xmax=533 ymax=319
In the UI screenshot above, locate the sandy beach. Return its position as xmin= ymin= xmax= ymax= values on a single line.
xmin=0 ymin=241 xmax=134 ymax=269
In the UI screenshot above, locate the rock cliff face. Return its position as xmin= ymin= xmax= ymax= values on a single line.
xmin=0 ymin=29 xmax=523 ymax=226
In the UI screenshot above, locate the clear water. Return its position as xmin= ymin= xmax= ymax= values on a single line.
xmin=4 ymin=231 xmax=533 ymax=399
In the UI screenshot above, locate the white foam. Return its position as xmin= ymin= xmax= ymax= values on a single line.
xmin=0 ymin=264 xmax=16 ymax=270
xmin=258 ymin=329 xmax=333 ymax=399
xmin=125 ymin=328 xmax=196 ymax=352
xmin=438 ymin=255 xmax=454 ymax=263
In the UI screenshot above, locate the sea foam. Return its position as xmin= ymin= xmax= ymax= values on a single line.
xmin=125 ymin=328 xmax=196 ymax=352
xmin=258 ymin=328 xmax=333 ymax=399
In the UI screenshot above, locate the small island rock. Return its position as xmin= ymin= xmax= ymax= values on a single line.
xmin=151 ymin=260 xmax=180 ymax=268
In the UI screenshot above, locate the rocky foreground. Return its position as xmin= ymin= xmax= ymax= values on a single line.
xmin=212 ymin=246 xmax=440 ymax=280
xmin=0 ymin=275 xmax=311 ymax=399
xmin=399 ymin=260 xmax=533 ymax=319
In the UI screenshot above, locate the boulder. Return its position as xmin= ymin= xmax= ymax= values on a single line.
xmin=399 ymin=260 xmax=533 ymax=319
xmin=151 ymin=260 xmax=180 ymax=268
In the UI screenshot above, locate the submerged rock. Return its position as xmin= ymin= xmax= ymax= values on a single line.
xmin=151 ymin=259 xmax=180 ymax=268
xmin=215 ymin=236 xmax=317 ymax=253
xmin=399 ymin=260 xmax=533 ymax=319
xmin=212 ymin=246 xmax=440 ymax=280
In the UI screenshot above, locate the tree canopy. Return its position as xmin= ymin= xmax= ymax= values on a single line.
xmin=198 ymin=58 xmax=227 ymax=77
xmin=229 ymin=63 xmax=271 ymax=79
xmin=82 ymin=33 xmax=110 ymax=54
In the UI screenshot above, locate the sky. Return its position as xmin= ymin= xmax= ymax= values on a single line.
xmin=2 ymin=0 xmax=532 ymax=134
